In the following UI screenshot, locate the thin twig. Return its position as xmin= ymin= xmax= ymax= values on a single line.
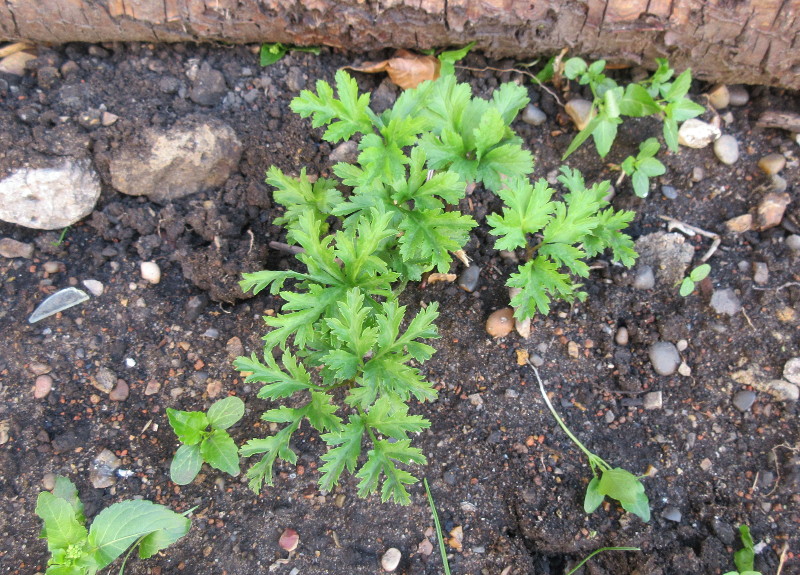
xmin=269 ymin=241 xmax=304 ymax=255
xmin=753 ymin=282 xmax=800 ymax=292
xmin=659 ymin=215 xmax=721 ymax=263
xmin=455 ymin=65 xmax=565 ymax=107
xmin=776 ymin=541 xmax=789 ymax=575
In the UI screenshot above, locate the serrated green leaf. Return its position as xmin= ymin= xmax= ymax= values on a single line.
xmin=356 ymin=439 xmax=426 ymax=504
xmin=235 ymin=352 xmax=318 ymax=399
xmin=539 ymin=242 xmax=589 ymax=276
xmin=419 ymin=75 xmax=472 ymax=135
xmin=241 ymin=422 xmax=301 ymax=493
xmin=305 ymin=391 xmax=343 ymax=433
xmin=36 ymin=491 xmax=88 ymax=551
xmin=170 ymin=444 xmax=203 ymax=485
xmin=206 ymin=396 xmax=245 ymax=430
xmin=438 ymin=42 xmax=474 ymax=76
xmin=508 ymin=256 xmax=576 ymax=319
xmin=87 ymin=500 xmax=190 ymax=568
xmin=584 ymin=208 xmax=637 ymax=266
xmin=267 ymin=167 xmax=342 ymax=242
xmin=397 ymin=209 xmax=476 ymax=273
xmin=584 ymin=476 xmax=605 ymax=513
xmin=491 ymin=80 xmax=530 ymax=125
xmin=357 ymin=133 xmax=409 ymax=185
xmin=201 ymin=430 xmax=240 ymax=476
xmin=487 ymin=177 xmax=555 ymax=251
xmin=478 ymin=143 xmax=535 ymax=191
xmin=474 ymin=108 xmax=508 ymax=161
xmin=166 ymin=409 xmax=208 ymax=446
xmin=364 ymin=396 xmax=431 ymax=438
xmin=319 ymin=416 xmax=365 ymax=492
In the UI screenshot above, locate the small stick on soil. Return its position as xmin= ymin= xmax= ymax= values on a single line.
xmin=269 ymin=240 xmax=304 ymax=255
xmin=753 ymin=282 xmax=800 ymax=292
xmin=776 ymin=541 xmax=789 ymax=575
xmin=741 ymin=308 xmax=756 ymax=331
xmin=659 ymin=215 xmax=721 ymax=263
xmin=455 ymin=65 xmax=565 ymax=107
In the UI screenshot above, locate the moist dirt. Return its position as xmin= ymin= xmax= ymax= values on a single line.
xmin=0 ymin=43 xmax=799 ymax=575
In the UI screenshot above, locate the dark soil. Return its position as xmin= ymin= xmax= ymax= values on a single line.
xmin=1 ymin=42 xmax=799 ymax=575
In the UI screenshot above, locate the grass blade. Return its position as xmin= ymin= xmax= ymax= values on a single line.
xmin=424 ymin=478 xmax=451 ymax=575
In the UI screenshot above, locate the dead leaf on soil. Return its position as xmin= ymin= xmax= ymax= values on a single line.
xmin=447 ymin=525 xmax=463 ymax=551
xmin=346 ymin=49 xmax=440 ymax=89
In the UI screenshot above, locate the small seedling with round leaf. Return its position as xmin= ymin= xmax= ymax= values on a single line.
xmin=679 ymin=263 xmax=711 ymax=297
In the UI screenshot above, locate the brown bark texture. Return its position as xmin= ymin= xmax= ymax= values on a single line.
xmin=1 ymin=0 xmax=799 ymax=89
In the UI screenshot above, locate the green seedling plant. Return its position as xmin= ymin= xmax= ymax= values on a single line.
xmin=529 ymin=362 xmax=651 ymax=522
xmin=561 ymin=57 xmax=706 ymax=160
xmin=487 ymin=167 xmax=637 ymax=319
xmin=679 ymin=263 xmax=711 ymax=297
xmin=619 ymin=137 xmax=666 ymax=198
xmin=566 ymin=546 xmax=641 ymax=575
xmin=259 ymin=42 xmax=321 ymax=66
xmin=35 ymin=476 xmax=191 ymax=575
xmin=723 ymin=525 xmax=762 ymax=575
xmin=167 ymin=395 xmax=245 ymax=484
xmin=424 ymin=478 xmax=452 ymax=575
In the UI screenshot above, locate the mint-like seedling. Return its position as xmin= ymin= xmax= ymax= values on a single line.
xmin=679 ymin=263 xmax=711 ymax=297
xmin=36 ymin=476 xmax=191 ymax=574
xmin=167 ymin=396 xmax=245 ymax=484
xmin=723 ymin=525 xmax=762 ymax=575
xmin=620 ymin=138 xmax=666 ymax=198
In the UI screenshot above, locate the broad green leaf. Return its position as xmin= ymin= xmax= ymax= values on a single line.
xmin=637 ymin=157 xmax=666 ymax=178
xmin=52 ymin=476 xmax=85 ymax=523
xmin=438 ymin=42 xmax=474 ymax=77
xmin=638 ymin=137 xmax=661 ymax=159
xmin=603 ymin=87 xmax=622 ymax=119
xmin=669 ymin=97 xmax=706 ymax=122
xmin=679 ymin=277 xmax=695 ymax=297
xmin=619 ymin=84 xmax=660 ymax=117
xmin=201 ymin=430 xmax=240 ymax=476
xmin=166 ymin=409 xmax=209 ymax=446
xmin=591 ymin=116 xmax=621 ymax=158
xmin=584 ymin=476 xmax=605 ymax=513
xmin=631 ymin=170 xmax=650 ymax=198
xmin=597 ymin=467 xmax=645 ymax=503
xmin=170 ymin=444 xmax=203 ymax=485
xmin=620 ymin=490 xmax=651 ymax=522
xmin=87 ymin=500 xmax=190 ymax=568
xmin=487 ymin=177 xmax=555 ymax=251
xmin=319 ymin=416 xmax=365 ymax=492
xmin=588 ymin=59 xmax=607 ymax=76
xmin=44 ymin=565 xmax=84 ymax=575
xmin=478 ymin=143 xmax=534 ymax=191
xmin=36 ymin=491 xmax=88 ymax=550
xmin=260 ymin=43 xmax=287 ymax=66
xmin=663 ymin=117 xmax=679 ymax=151
xmin=734 ymin=525 xmax=756 ymax=572
xmin=206 ymin=396 xmax=245 ymax=430
xmin=473 ymin=108 xmax=507 ymax=161
xmin=564 ymin=57 xmax=587 ymax=79
xmin=665 ymin=68 xmax=693 ymax=101
xmin=620 ymin=155 xmax=636 ymax=175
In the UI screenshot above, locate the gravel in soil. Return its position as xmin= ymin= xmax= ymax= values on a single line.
xmin=0 ymin=42 xmax=799 ymax=574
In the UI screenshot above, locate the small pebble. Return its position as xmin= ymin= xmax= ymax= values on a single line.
xmin=43 ymin=261 xmax=63 ymax=274
xmin=733 ymin=390 xmax=756 ymax=412
xmin=499 ymin=250 xmax=519 ymax=263
xmin=710 ymin=288 xmax=742 ymax=316
xmin=691 ymin=166 xmax=705 ymax=182
xmin=786 ymin=235 xmax=800 ymax=252
xmin=758 ymin=153 xmax=786 ymax=175
xmin=676 ymin=339 xmax=688 ymax=352
xmin=515 ymin=316 xmax=531 ymax=339
xmin=202 ymin=328 xmax=219 ymax=338
xmin=632 ymin=265 xmax=655 ymax=290
xmin=92 ymin=367 xmax=117 ymax=394
xmin=783 ymin=358 xmax=800 ymax=385
xmin=769 ymin=174 xmax=787 ymax=193
xmin=101 ymin=111 xmax=119 ymax=126
xmin=678 ymin=362 xmax=692 ymax=377
xmin=42 ymin=472 xmax=57 ymax=491
xmin=565 ymin=99 xmax=594 ymax=131
xmin=756 ymin=192 xmax=791 ymax=230
xmin=34 ymin=375 xmax=53 ymax=399
xmin=706 ymin=84 xmax=730 ymax=109
xmin=752 ymin=261 xmax=769 ymax=285
xmin=522 ymin=103 xmax=547 ymax=126
xmin=486 ymin=308 xmax=514 ymax=338
xmin=381 ymin=548 xmax=402 ymax=572
xmin=458 ymin=265 xmax=481 ymax=292
xmin=329 ymin=140 xmax=358 ymax=164
xmin=82 ymin=279 xmax=104 ymax=296
xmin=727 ymin=85 xmax=750 ymax=106
xmin=29 ymin=362 xmax=52 ymax=376
xmin=109 ymin=379 xmax=129 ymax=401
xmin=700 ymin=458 xmax=713 ymax=471
xmin=662 ymin=506 xmax=682 ymax=522
xmin=279 ymin=528 xmax=299 ymax=552
xmin=649 ymin=342 xmax=680 ymax=376
xmin=567 ymin=341 xmax=579 ymax=359
xmin=140 ymin=261 xmax=161 ymax=284
xmin=763 ymin=379 xmax=799 ymax=402
xmin=0 ymin=237 xmax=34 ymax=259
xmin=468 ymin=393 xmax=484 ymax=409
xmin=678 ymin=119 xmax=721 ymax=148
xmin=713 ymin=134 xmax=739 ymax=164
xmin=615 ymin=326 xmax=629 ymax=346
xmin=661 ymin=185 xmax=677 ymax=199
xmin=643 ymin=391 xmax=663 ymax=410
xmin=90 ymin=448 xmax=121 ymax=488
xmin=144 ymin=380 xmax=161 ymax=395
xmin=604 ymin=410 xmax=615 ymax=424
xmin=725 ymin=214 xmax=752 ymax=233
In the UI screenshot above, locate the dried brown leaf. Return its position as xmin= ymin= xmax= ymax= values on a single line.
xmin=347 ymin=49 xmax=440 ymax=89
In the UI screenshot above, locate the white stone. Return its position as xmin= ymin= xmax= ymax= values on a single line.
xmin=82 ymin=279 xmax=104 ymax=296
xmin=710 ymin=288 xmax=742 ymax=316
xmin=0 ymin=161 xmax=101 ymax=229
xmin=713 ymin=135 xmax=739 ymax=165
xmin=761 ymin=380 xmax=799 ymax=402
xmin=678 ymin=119 xmax=721 ymax=149
xmin=140 ymin=261 xmax=161 ymax=284
xmin=381 ymin=548 xmax=402 ymax=572
xmin=565 ymin=99 xmax=595 ymax=131
xmin=783 ymin=358 xmax=800 ymax=385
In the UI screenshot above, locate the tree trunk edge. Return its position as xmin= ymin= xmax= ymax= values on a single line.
xmin=1 ymin=0 xmax=799 ymax=90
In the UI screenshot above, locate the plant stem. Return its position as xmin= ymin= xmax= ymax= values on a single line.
xmin=528 ymin=361 xmax=611 ymax=470
xmin=424 ymin=478 xmax=451 ymax=575
xmin=566 ymin=546 xmax=641 ymax=575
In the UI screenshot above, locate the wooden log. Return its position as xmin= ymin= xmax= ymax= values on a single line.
xmin=1 ymin=0 xmax=799 ymax=89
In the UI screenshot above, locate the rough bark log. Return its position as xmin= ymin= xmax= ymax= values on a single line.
xmin=1 ymin=0 xmax=799 ymax=89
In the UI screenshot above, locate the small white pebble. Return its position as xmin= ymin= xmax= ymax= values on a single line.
xmin=82 ymin=279 xmax=104 ymax=296
xmin=140 ymin=261 xmax=161 ymax=284
xmin=381 ymin=548 xmax=402 ymax=572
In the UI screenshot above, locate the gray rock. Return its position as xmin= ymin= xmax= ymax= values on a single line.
xmin=0 ymin=161 xmax=101 ymax=229
xmin=285 ymin=66 xmax=307 ymax=92
xmin=109 ymin=117 xmax=241 ymax=203
xmin=649 ymin=342 xmax=681 ymax=376
xmin=763 ymin=379 xmax=799 ymax=401
xmin=713 ymin=134 xmax=739 ymax=165
xmin=661 ymin=185 xmax=678 ymax=200
xmin=458 ymin=265 xmax=481 ymax=292
xmin=92 ymin=367 xmax=117 ymax=394
xmin=90 ymin=448 xmax=121 ymax=488
xmin=522 ymin=104 xmax=547 ymax=126
xmin=662 ymin=506 xmax=682 ymax=522
xmin=643 ymin=391 xmax=663 ymax=409
xmin=752 ymin=261 xmax=769 ymax=285
xmin=634 ymin=232 xmax=694 ymax=288
xmin=0 ymin=237 xmax=34 ymax=259
xmin=632 ymin=265 xmax=655 ymax=290
xmin=727 ymin=85 xmax=750 ymax=106
xmin=783 ymin=358 xmax=800 ymax=385
xmin=159 ymin=76 xmax=181 ymax=94
xmin=329 ymin=140 xmax=359 ymax=164
xmin=733 ymin=390 xmax=756 ymax=412
xmin=189 ymin=63 xmax=228 ymax=106
xmin=710 ymin=288 xmax=742 ymax=316
xmin=785 ymin=235 xmax=800 ymax=252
